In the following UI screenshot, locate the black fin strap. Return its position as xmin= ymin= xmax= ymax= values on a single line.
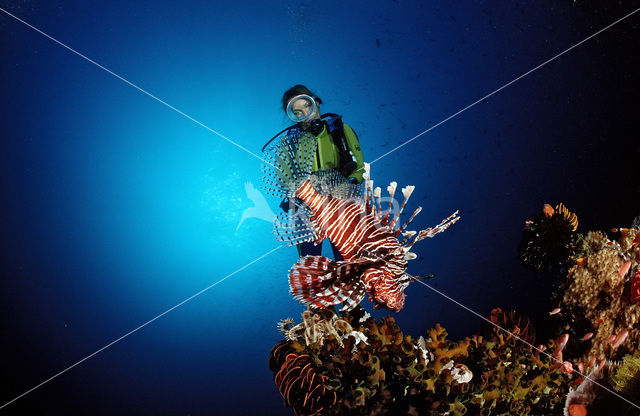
xmin=261 ymin=125 xmax=299 ymax=152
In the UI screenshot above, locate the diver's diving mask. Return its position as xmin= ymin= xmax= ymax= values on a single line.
xmin=286 ymin=94 xmax=318 ymax=123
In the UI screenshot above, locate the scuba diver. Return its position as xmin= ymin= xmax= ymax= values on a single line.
xmin=263 ymin=84 xmax=365 ymax=259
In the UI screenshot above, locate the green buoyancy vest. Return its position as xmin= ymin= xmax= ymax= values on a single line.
xmin=313 ymin=123 xmax=365 ymax=183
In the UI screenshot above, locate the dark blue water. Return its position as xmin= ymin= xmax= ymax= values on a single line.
xmin=1 ymin=1 xmax=638 ymax=414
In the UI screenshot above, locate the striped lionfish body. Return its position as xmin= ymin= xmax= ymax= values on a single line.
xmin=261 ymin=130 xmax=459 ymax=312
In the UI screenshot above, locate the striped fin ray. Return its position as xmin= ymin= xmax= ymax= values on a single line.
xmin=364 ymin=179 xmax=375 ymax=214
xmin=397 ymin=230 xmax=417 ymax=247
xmin=403 ymin=210 xmax=461 ymax=250
xmin=289 ymin=256 xmax=338 ymax=309
xmin=381 ymin=181 xmax=397 ymax=226
xmin=362 ymin=163 xmax=375 ymax=214
xmin=261 ymin=129 xmax=317 ymax=198
xmin=340 ymin=282 xmax=367 ymax=312
xmin=374 ymin=187 xmax=382 ymax=219
xmin=388 ymin=185 xmax=415 ymax=231
xmin=395 ymin=206 xmax=423 ymax=238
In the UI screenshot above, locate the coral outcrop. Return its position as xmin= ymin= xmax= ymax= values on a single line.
xmin=268 ymin=204 xmax=640 ymax=415
xmin=560 ymin=228 xmax=640 ymax=366
xmin=269 ymin=310 xmax=572 ymax=415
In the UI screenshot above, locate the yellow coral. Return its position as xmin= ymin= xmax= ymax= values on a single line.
xmin=424 ymin=324 xmax=471 ymax=374
xmin=612 ymin=352 xmax=640 ymax=393
xmin=448 ymin=400 xmax=467 ymax=415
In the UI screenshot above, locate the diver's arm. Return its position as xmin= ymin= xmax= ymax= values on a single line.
xmin=343 ymin=123 xmax=365 ymax=183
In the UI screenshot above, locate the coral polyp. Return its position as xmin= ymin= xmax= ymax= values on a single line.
xmin=560 ymin=228 xmax=640 ymax=365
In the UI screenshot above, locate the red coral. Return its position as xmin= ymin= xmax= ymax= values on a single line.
xmin=630 ymin=270 xmax=640 ymax=304
xmin=273 ymin=353 xmax=337 ymax=416
xmin=485 ymin=307 xmax=536 ymax=346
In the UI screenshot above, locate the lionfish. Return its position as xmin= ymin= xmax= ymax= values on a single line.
xmin=262 ymin=130 xmax=460 ymax=312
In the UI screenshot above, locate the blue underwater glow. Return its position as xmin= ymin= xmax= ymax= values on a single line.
xmin=0 ymin=0 xmax=638 ymax=414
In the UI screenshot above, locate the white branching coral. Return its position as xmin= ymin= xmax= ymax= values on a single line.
xmin=439 ymin=359 xmax=473 ymax=384
xmin=416 ymin=335 xmax=432 ymax=365
xmin=279 ymin=310 xmax=357 ymax=347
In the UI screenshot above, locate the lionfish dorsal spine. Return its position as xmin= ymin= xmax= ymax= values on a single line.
xmin=388 ymin=185 xmax=415 ymax=231
xmin=381 ymin=181 xmax=397 ymax=226
xmin=373 ymin=187 xmax=382 ymax=219
xmin=362 ymin=163 xmax=375 ymax=215
xmin=364 ymin=179 xmax=375 ymax=215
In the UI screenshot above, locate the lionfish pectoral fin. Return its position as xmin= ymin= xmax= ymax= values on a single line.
xmin=309 ymin=169 xmax=363 ymax=200
xmin=339 ymin=282 xmax=367 ymax=312
xmin=273 ymin=205 xmax=318 ymax=247
xmin=289 ymin=255 xmax=340 ymax=309
xmin=289 ymin=256 xmax=368 ymax=310
xmin=260 ymin=130 xmax=318 ymax=198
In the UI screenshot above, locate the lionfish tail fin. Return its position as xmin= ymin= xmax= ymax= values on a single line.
xmin=289 ymin=256 xmax=368 ymax=311
xmin=261 ymin=129 xmax=317 ymax=198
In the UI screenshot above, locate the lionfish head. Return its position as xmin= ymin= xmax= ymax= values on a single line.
xmin=385 ymin=292 xmax=406 ymax=312
xmin=374 ymin=290 xmax=406 ymax=312
xmin=373 ymin=273 xmax=415 ymax=312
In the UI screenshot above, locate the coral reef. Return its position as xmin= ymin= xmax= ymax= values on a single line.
xmin=267 ymin=204 xmax=640 ymax=415
xmin=518 ymin=203 xmax=579 ymax=271
xmin=560 ymin=227 xmax=640 ymax=366
xmin=269 ymin=310 xmax=573 ymax=415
